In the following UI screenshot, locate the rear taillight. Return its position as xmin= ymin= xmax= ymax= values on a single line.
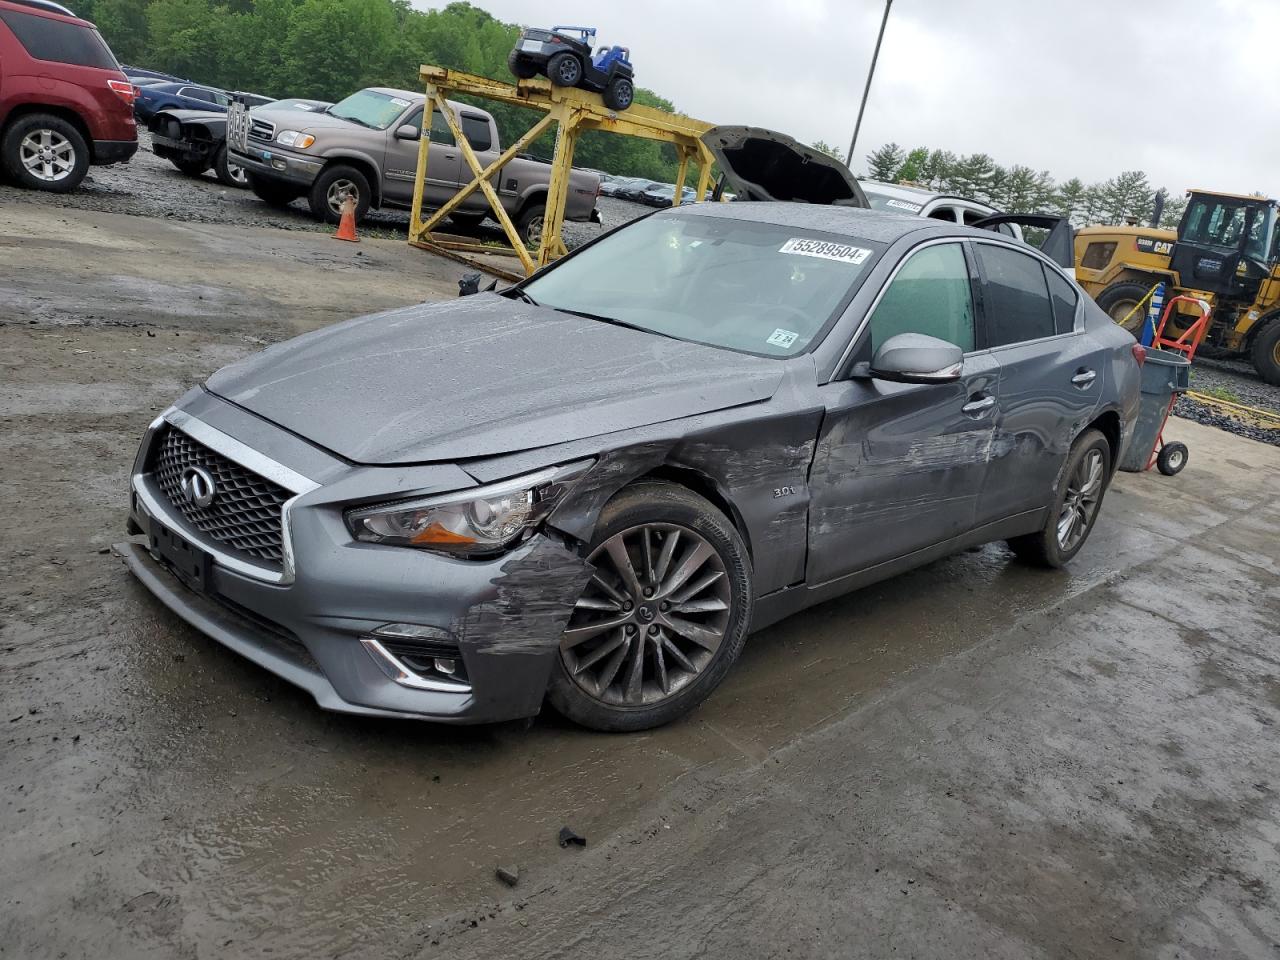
xmin=1131 ymin=343 xmax=1146 ymax=367
xmin=108 ymin=79 xmax=137 ymax=105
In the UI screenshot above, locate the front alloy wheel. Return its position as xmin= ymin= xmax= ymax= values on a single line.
xmin=562 ymin=523 xmax=731 ymax=705
xmin=549 ymin=482 xmax=751 ymax=731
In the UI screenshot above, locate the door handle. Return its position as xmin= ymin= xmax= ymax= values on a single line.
xmin=961 ymin=395 xmax=996 ymax=416
xmin=1071 ymin=369 xmax=1097 ymax=387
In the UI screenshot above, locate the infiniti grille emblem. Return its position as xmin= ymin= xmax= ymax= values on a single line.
xmin=180 ymin=466 xmax=217 ymax=509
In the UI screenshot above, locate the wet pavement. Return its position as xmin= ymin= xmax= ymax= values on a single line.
xmin=3 ymin=199 xmax=1280 ymax=959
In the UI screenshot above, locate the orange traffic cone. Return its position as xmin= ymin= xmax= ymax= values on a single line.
xmin=332 ymin=193 xmax=359 ymax=242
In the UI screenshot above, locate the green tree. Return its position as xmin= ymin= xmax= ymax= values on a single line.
xmin=865 ymin=142 xmax=904 ymax=181
xmin=1054 ymin=177 xmax=1087 ymax=223
xmin=1159 ymin=192 xmax=1187 ymax=230
xmin=810 ymin=140 xmax=843 ymax=160
xmin=1100 ymin=170 xmax=1152 ymax=224
xmin=919 ymin=149 xmax=954 ymax=190
xmin=895 ymin=146 xmax=929 ymax=185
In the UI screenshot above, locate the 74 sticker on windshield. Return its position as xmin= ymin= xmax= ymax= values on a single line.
xmin=779 ymin=238 xmax=872 ymax=264
xmin=766 ymin=328 xmax=799 ymax=348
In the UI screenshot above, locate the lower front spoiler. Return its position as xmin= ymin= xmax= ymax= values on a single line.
xmin=116 ymin=540 xmax=482 ymax=723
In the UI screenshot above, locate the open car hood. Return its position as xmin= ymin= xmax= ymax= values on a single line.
xmin=701 ymin=126 xmax=867 ymax=207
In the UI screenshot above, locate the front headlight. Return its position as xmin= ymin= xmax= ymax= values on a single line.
xmin=276 ymin=130 xmax=315 ymax=149
xmin=345 ymin=463 xmax=591 ymax=557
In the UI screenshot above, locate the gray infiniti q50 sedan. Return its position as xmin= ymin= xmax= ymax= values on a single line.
xmin=118 ymin=202 xmax=1142 ymax=731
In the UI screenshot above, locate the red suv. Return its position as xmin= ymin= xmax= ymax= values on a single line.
xmin=0 ymin=0 xmax=136 ymax=192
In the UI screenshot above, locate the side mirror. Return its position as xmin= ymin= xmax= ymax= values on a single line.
xmin=394 ymin=124 xmax=421 ymax=141
xmin=867 ymin=332 xmax=963 ymax=384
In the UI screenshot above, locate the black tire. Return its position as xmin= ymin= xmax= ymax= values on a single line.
xmin=213 ymin=144 xmax=248 ymax=188
xmin=1156 ymin=441 xmax=1188 ymax=476
xmin=1007 ymin=428 xmax=1112 ymax=568
xmin=246 ymin=172 xmax=301 ymax=208
xmin=602 ymin=76 xmax=634 ymax=111
xmin=170 ymin=156 xmax=208 ymax=177
xmin=448 ymin=211 xmax=486 ymax=230
xmin=308 ymin=164 xmax=371 ymax=225
xmin=1096 ymin=279 xmax=1160 ymax=334
xmin=1 ymin=113 xmax=90 ymax=193
xmin=517 ymin=201 xmax=546 ymax=248
xmin=1249 ymin=318 xmax=1280 ymax=386
xmin=507 ymin=49 xmax=536 ymax=80
xmin=547 ymin=51 xmax=582 ymax=87
xmin=547 ymin=481 xmax=753 ymax=732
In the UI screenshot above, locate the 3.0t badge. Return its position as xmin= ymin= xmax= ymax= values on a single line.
xmin=180 ymin=466 xmax=217 ymax=509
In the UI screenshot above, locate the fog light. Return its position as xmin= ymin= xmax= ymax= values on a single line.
xmin=271 ymin=158 xmax=286 ymax=171
xmin=433 ymin=657 xmax=458 ymax=675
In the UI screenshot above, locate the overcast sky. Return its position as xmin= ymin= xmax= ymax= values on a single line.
xmin=419 ymin=0 xmax=1279 ymax=196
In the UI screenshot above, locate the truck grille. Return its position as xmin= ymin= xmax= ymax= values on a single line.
xmin=152 ymin=427 xmax=291 ymax=566
xmin=248 ymin=118 xmax=275 ymax=143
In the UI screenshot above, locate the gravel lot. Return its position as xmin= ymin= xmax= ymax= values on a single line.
xmin=0 ymin=130 xmax=645 ymax=245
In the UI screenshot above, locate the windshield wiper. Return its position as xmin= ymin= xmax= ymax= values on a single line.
xmin=552 ymin=307 xmax=669 ymax=338
xmin=507 ymin=288 xmax=538 ymax=306
xmin=332 ymin=113 xmax=376 ymax=129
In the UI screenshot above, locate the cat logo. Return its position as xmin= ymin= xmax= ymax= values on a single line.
xmin=1134 ymin=236 xmax=1174 ymax=257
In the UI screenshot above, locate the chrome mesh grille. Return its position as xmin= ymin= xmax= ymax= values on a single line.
xmin=152 ymin=427 xmax=290 ymax=566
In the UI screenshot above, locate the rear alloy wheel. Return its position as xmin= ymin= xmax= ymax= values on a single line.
xmin=547 ymin=51 xmax=582 ymax=87
xmin=1008 ymin=428 xmax=1111 ymax=568
xmin=2 ymin=114 xmax=90 ymax=193
xmin=517 ymin=201 xmax=546 ymax=248
xmin=549 ymin=482 xmax=752 ymax=731
xmin=214 ymin=144 xmax=248 ymax=188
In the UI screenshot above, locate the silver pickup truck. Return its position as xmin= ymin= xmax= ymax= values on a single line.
xmin=226 ymin=86 xmax=601 ymax=244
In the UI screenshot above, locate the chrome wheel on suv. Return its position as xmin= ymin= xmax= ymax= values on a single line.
xmin=2 ymin=114 xmax=90 ymax=193
xmin=20 ymin=129 xmax=75 ymax=182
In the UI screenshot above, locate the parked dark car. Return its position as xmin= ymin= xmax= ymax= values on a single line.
xmin=0 ymin=0 xmax=137 ymax=192
xmin=640 ymin=183 xmax=698 ymax=207
xmin=134 ymin=81 xmax=229 ymax=120
xmin=118 ymin=198 xmax=1141 ymax=733
xmin=121 ymin=64 xmax=185 ymax=83
xmin=613 ymin=177 xmax=659 ymax=202
xmin=149 ymin=97 xmax=329 ymax=187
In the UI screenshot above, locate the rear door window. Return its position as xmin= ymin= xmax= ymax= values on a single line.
xmin=975 ymin=244 xmax=1056 ymax=346
xmin=460 ymin=115 xmax=492 ymax=150
xmin=867 ymin=242 xmax=975 ymax=353
xmin=1046 ymin=269 xmax=1079 ymax=334
xmin=0 ymin=8 xmax=118 ymax=68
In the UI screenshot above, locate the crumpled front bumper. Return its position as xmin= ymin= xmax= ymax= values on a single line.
xmin=119 ymin=399 xmax=593 ymax=724
xmin=229 ymin=144 xmax=322 ymax=188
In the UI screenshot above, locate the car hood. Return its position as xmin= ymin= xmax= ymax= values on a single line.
xmin=153 ymin=108 xmax=225 ymax=126
xmin=205 ymin=295 xmax=784 ymax=465
xmin=701 ymin=126 xmax=868 ymax=207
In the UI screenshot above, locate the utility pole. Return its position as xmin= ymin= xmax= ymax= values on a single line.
xmin=845 ymin=0 xmax=893 ymax=169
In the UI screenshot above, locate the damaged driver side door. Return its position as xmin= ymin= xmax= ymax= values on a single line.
xmin=806 ymin=240 xmax=999 ymax=585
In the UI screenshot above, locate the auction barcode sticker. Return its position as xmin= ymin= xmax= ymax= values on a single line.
xmin=779 ymin=238 xmax=872 ymax=264
xmin=885 ymin=199 xmax=923 ymax=213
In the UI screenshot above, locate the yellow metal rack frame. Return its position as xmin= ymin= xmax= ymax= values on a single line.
xmin=408 ymin=65 xmax=716 ymax=280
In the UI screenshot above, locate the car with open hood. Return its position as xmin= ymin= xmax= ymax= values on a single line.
xmin=117 ymin=187 xmax=1142 ymax=731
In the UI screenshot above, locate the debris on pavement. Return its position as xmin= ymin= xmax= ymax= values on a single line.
xmin=558 ymin=826 xmax=587 ymax=848
xmin=495 ymin=865 xmax=519 ymax=887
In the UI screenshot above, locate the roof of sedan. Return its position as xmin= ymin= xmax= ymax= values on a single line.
xmin=674 ymin=201 xmax=935 ymax=243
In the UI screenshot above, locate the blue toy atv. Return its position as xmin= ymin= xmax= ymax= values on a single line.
xmin=508 ymin=26 xmax=635 ymax=111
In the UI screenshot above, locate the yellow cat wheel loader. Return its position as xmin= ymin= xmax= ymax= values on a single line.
xmin=1074 ymin=190 xmax=1280 ymax=385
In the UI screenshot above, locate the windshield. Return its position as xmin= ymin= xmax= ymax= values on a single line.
xmin=327 ymin=89 xmax=413 ymax=130
xmin=1182 ymin=195 xmax=1270 ymax=256
xmin=522 ymin=213 xmax=882 ymax=357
